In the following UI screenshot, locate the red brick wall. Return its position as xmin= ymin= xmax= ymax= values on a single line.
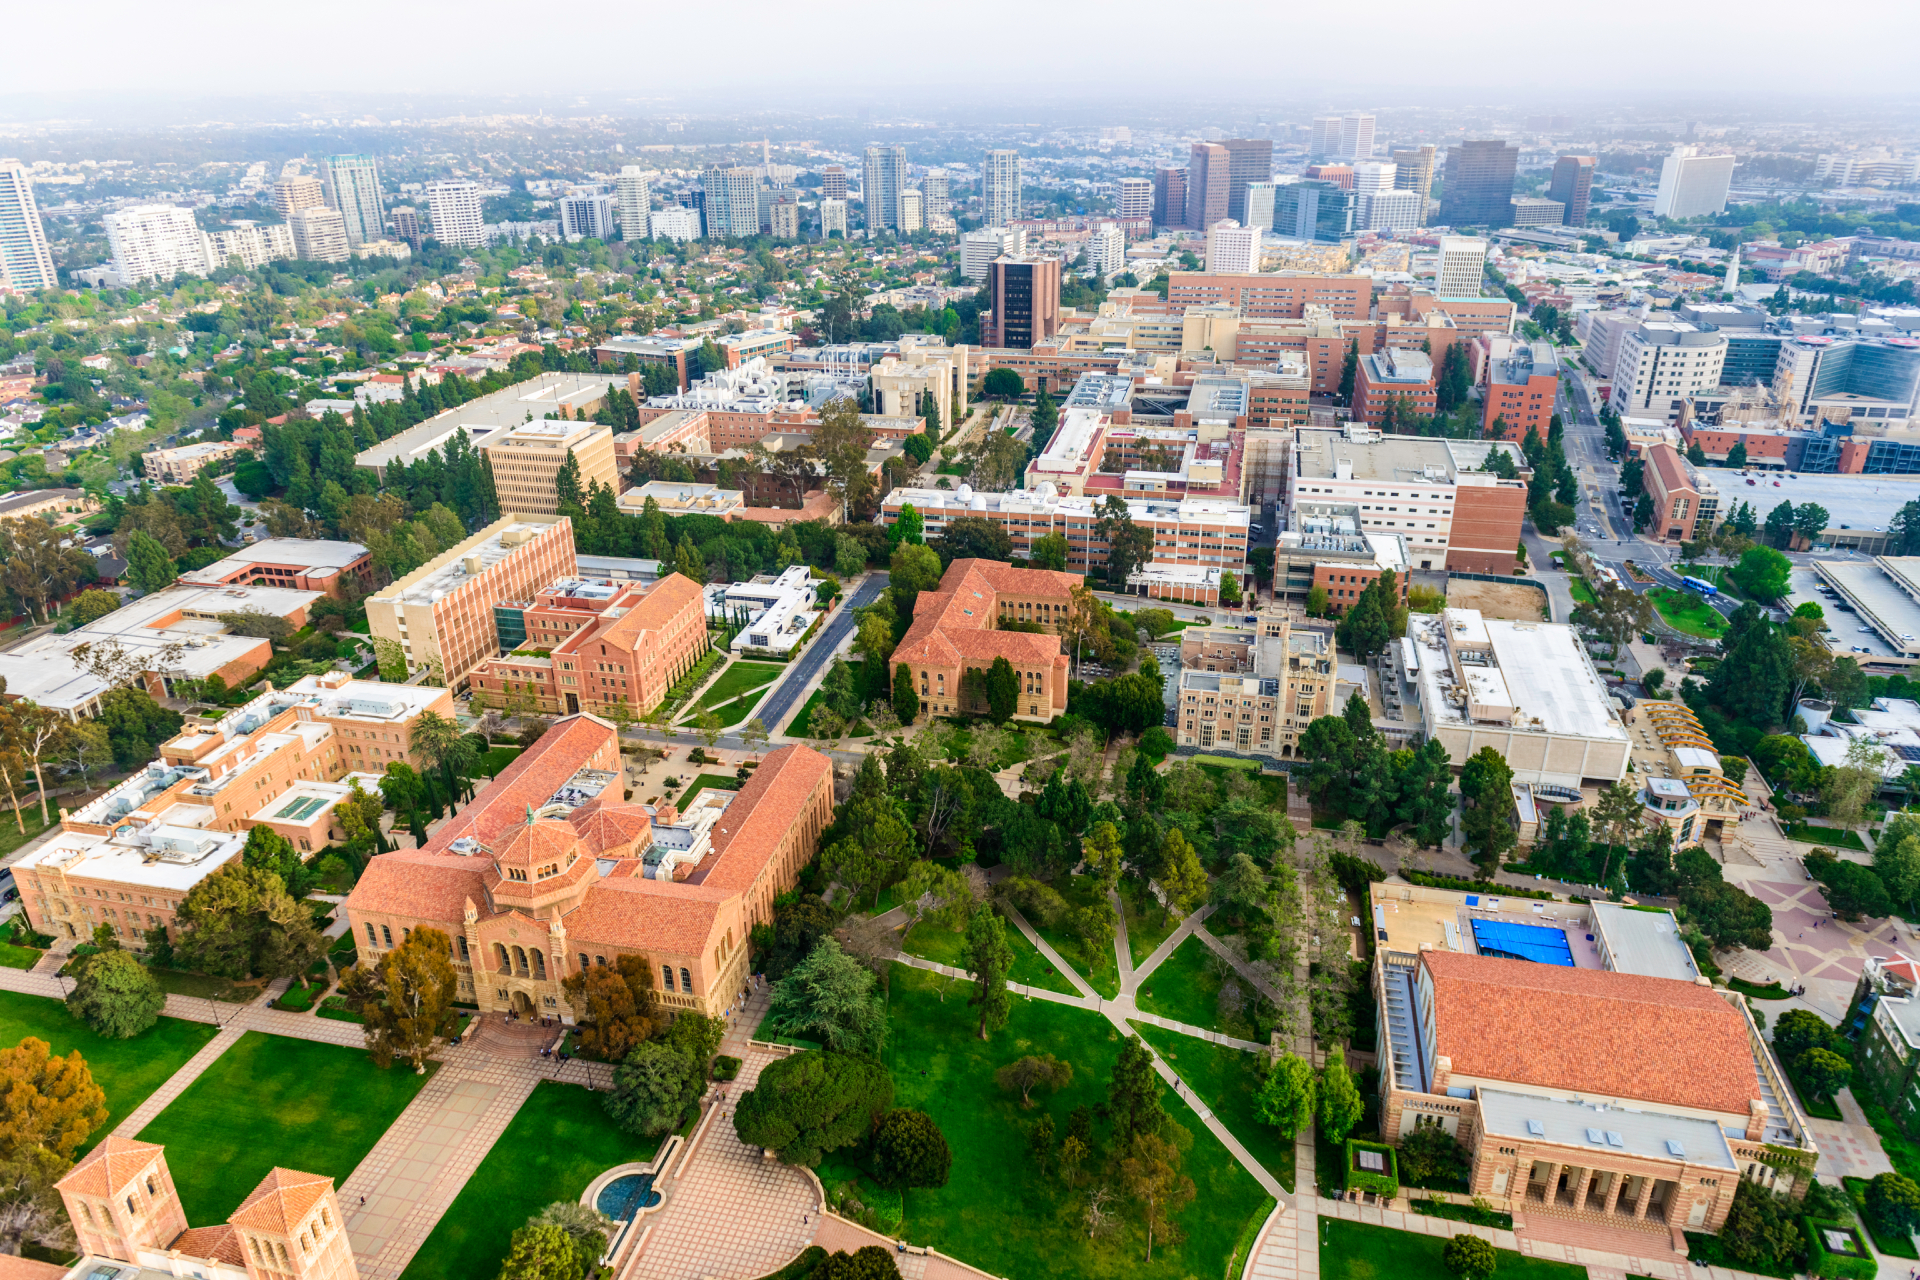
xmin=1446 ymin=484 xmax=1528 ymax=574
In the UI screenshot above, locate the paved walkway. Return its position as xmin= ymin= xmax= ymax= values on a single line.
xmin=113 ymin=1025 xmax=245 ymax=1137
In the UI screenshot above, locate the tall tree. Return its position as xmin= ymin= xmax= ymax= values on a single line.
xmin=174 ymin=863 xmax=327 ymax=981
xmin=965 ymin=908 xmax=1014 ymax=1041
xmin=342 ymin=925 xmax=457 ymax=1072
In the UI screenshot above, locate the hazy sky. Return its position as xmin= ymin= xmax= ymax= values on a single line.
xmin=14 ymin=0 xmax=1920 ymax=107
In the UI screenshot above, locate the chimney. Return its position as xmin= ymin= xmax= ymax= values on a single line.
xmin=1430 ymin=1055 xmax=1452 ymax=1096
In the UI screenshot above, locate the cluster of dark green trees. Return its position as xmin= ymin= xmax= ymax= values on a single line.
xmin=1517 ymin=418 xmax=1579 ymax=535
xmin=1297 ymin=694 xmax=1454 ymax=845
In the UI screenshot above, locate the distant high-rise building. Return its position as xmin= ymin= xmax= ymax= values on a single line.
xmin=1339 ymin=113 xmax=1376 ymax=160
xmin=1653 ymin=146 xmax=1736 ymax=219
xmin=1244 ymin=182 xmax=1278 ymax=231
xmin=272 ymin=174 xmax=325 ymax=220
xmin=1360 ymin=189 xmax=1423 ymax=232
xmin=984 ymin=256 xmax=1061 ymax=351
xmin=1436 ymin=236 xmax=1490 ymax=300
xmin=202 ymin=221 xmax=294 ymax=272
xmin=1547 ymin=155 xmax=1596 ymax=227
xmin=560 ymin=192 xmax=616 ymax=241
xmin=821 ymin=165 xmax=848 ymax=201
xmin=424 ymin=180 xmax=485 ymax=249
xmin=1185 ymin=142 xmax=1230 ymax=230
xmin=1391 ymin=145 xmax=1437 ymax=202
xmin=289 ymin=206 xmax=350 ymax=263
xmin=1353 ymin=162 xmax=1397 ymax=195
xmin=1221 ymin=138 xmax=1274 ymax=224
xmin=983 ymin=150 xmax=1022 ymax=227
xmin=1153 ymin=168 xmax=1188 ymax=229
xmin=615 ymin=167 xmax=652 ymax=241
xmin=1508 ymin=197 xmax=1567 ymax=227
xmin=650 ymin=207 xmax=700 ymax=243
xmin=961 ymin=227 xmax=1026 ymax=281
xmin=1117 ymin=177 xmax=1153 ymax=222
xmin=770 ymin=198 xmax=800 ymax=240
xmin=1437 ymin=141 xmax=1519 ymax=228
xmin=1309 ymin=117 xmax=1343 ymax=159
xmin=863 ymin=146 xmax=908 ymax=232
xmin=0 ymin=161 xmax=56 ymax=292
xmin=1205 ymin=220 xmax=1261 ymax=274
xmin=900 ymin=190 xmax=925 ymax=234
xmin=319 ymin=154 xmax=383 ymax=247
xmin=1084 ymin=225 xmax=1125 ymax=277
xmin=1304 ymin=164 xmax=1355 ymax=191
xmin=103 ymin=205 xmax=208 ymax=285
xmin=1273 ymin=181 xmax=1357 ymax=244
xmin=819 ymin=199 xmax=847 ymax=239
xmin=921 ymin=171 xmax=950 ymax=216
xmin=389 ymin=206 xmax=422 ymax=250
xmin=702 ymin=166 xmax=760 ymax=237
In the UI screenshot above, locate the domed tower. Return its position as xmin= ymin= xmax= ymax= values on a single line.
xmin=480 ymin=810 xmax=597 ymax=921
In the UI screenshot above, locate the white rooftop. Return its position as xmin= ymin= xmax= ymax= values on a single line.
xmin=1410 ymin=608 xmax=1625 ymax=742
xmin=181 ymin=538 xmax=368 ymax=583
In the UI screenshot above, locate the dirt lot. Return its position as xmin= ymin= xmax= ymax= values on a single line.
xmin=1445 ymin=578 xmax=1549 ymax=621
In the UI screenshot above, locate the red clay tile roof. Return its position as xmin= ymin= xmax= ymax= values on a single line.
xmin=171 ymin=1224 xmax=247 ymax=1266
xmin=486 ymin=818 xmax=581 ymax=869
xmin=895 ymin=558 xmax=1069 ymax=671
xmin=0 ymin=1257 xmax=67 ymax=1280
xmin=1422 ymin=951 xmax=1757 ymax=1116
xmin=561 ymin=876 xmax=731 ymax=956
xmin=567 ymin=797 xmax=655 ymax=857
xmin=424 ymin=715 xmax=617 ymax=853
xmin=229 ymin=1168 xmax=334 ymax=1234
xmin=701 ymin=745 xmax=831 ymax=893
xmin=595 ymin=572 xmax=704 ymax=650
xmin=56 ymin=1135 xmax=160 ymax=1196
xmin=345 ymin=851 xmax=488 ymax=927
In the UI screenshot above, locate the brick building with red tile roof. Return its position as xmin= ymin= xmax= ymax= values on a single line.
xmin=345 ymin=715 xmax=833 ymax=1021
xmin=894 ymin=558 xmax=1076 ymax=722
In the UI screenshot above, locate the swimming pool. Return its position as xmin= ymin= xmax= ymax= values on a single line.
xmin=595 ymin=1172 xmax=661 ymax=1221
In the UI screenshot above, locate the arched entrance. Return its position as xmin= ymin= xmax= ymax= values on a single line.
xmin=511 ymin=990 xmax=536 ymax=1017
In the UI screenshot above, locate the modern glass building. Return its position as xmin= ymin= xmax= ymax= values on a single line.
xmin=1274 ymin=181 xmax=1357 ymax=244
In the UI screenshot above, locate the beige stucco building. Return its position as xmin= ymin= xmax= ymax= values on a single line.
xmin=480 ymin=418 xmax=620 ymax=515
xmin=1174 ymin=611 xmax=1334 ymax=757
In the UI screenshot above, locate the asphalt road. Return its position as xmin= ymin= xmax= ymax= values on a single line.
xmin=752 ymin=571 xmax=889 ymax=734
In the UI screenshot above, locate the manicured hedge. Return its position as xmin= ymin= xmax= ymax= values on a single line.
xmin=1344 ymin=1139 xmax=1399 ymax=1199
xmin=1802 ymin=1218 xmax=1876 ymax=1280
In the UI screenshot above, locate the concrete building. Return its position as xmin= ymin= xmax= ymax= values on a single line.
xmin=0 ymin=160 xmax=57 ymax=292
xmin=1353 ymin=347 xmax=1436 ymax=425
xmin=366 ymin=514 xmax=577 ymax=686
xmin=1654 ymin=146 xmax=1736 ymax=219
xmin=1154 ymin=168 xmax=1188 ymax=229
xmin=615 ymin=166 xmax=651 ymax=240
xmin=1436 ymin=236 xmax=1489 ymax=300
xmin=179 ymin=538 xmax=372 ymax=596
xmin=863 ymin=147 xmax=908 ymax=232
xmin=899 ymin=190 xmax=924 ymax=234
xmin=770 ymin=197 xmax=800 ymax=240
xmin=1117 ymin=176 xmax=1154 ymax=222
xmin=481 ymin=417 xmax=619 ymax=516
xmin=1621 ymin=699 xmax=1747 ymax=847
xmin=893 ymin=559 xmax=1074 ymax=723
xmin=1483 ymin=341 xmax=1560 ymax=441
xmin=1508 ymin=197 xmax=1567 ymax=228
xmin=1615 ymin=322 xmax=1728 ymax=418
xmin=425 ymin=180 xmax=486 ymax=249
xmin=203 ymin=221 xmax=295 ymax=272
xmin=1339 ymin=113 xmax=1376 ymax=160
xmin=1186 ymin=142 xmax=1231 ymax=231
xmin=1084 ymin=224 xmax=1126 ymax=278
xmin=1289 ymin=425 xmax=1530 ymax=574
xmin=1391 ymin=145 xmax=1437 ymax=203
xmin=1310 ymin=118 xmax=1343 ymax=158
xmin=821 ymin=166 xmax=847 ymax=201
xmin=1204 ymin=220 xmax=1261 ymax=275
xmin=961 ymin=227 xmax=1025 ymax=282
xmin=1438 ymin=141 xmax=1519 ymax=228
xmin=921 ymin=170 xmax=950 ymax=217
xmin=1773 ymin=334 xmax=1920 ymax=429
xmin=1360 ymin=188 xmax=1424 ymax=232
xmin=559 ymin=192 xmax=615 ymax=242
xmin=705 ymin=565 xmax=821 ymax=657
xmin=983 ymin=150 xmax=1022 ymax=227
xmin=319 ymin=154 xmax=383 ymax=247
xmin=272 ymin=173 xmax=325 ymax=220
xmin=289 ymin=206 xmax=350 ymax=264
xmin=1244 ymin=182 xmax=1278 ymax=231
xmin=355 ymin=372 xmax=618 ymax=471
xmin=702 ymin=166 xmax=760 ymax=238
xmin=347 ymin=719 xmax=833 ymax=1020
xmin=651 ymin=207 xmax=701 ymax=242
xmin=1547 ymin=155 xmax=1596 ymax=226
xmin=1642 ymin=441 xmax=1721 ymax=543
xmin=1167 ymin=271 xmax=1373 ymax=320
xmin=1221 ymin=138 xmax=1274 ymax=224
xmin=1174 ymin=612 xmax=1334 ymax=756
xmin=143 ymin=439 xmax=243 ymax=484
xmin=983 ymin=256 xmax=1062 ymax=350
xmin=1274 ymin=503 xmax=1409 ymax=613
xmin=103 ymin=205 xmax=208 ymax=285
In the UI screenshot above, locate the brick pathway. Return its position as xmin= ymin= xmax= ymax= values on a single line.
xmin=112 ymin=1026 xmax=245 ymax=1137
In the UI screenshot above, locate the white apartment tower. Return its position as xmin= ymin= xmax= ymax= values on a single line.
xmin=983 ymin=149 xmax=1022 ymax=226
xmin=1244 ymin=182 xmax=1277 ymax=231
xmin=202 ymin=222 xmax=294 ymax=272
xmin=1084 ymin=225 xmax=1125 ymax=278
xmin=425 ymin=181 xmax=486 ymax=249
xmin=900 ymin=190 xmax=925 ymax=235
xmin=1310 ymin=117 xmax=1343 ymax=158
xmin=615 ymin=167 xmax=651 ymax=241
xmin=649 ymin=207 xmax=700 ymax=242
xmin=862 ymin=147 xmax=908 ymax=232
xmin=102 ymin=205 xmax=208 ymax=285
xmin=1615 ymin=321 xmax=1729 ymax=417
xmin=1340 ymin=113 xmax=1376 ymax=160
xmin=1353 ymin=161 xmax=1397 ymax=194
xmin=289 ymin=206 xmax=350 ymax=263
xmin=1204 ymin=220 xmax=1261 ymax=275
xmin=559 ymin=193 xmax=615 ymax=241
xmin=272 ymin=174 xmax=325 ymax=220
xmin=319 ymin=154 xmax=384 ymax=247
xmin=961 ymin=227 xmax=1025 ymax=282
xmin=921 ymin=171 xmax=950 ymax=216
xmin=1653 ymin=146 xmax=1736 ymax=219
xmin=0 ymin=161 xmax=57 ymax=292
xmin=1117 ymin=177 xmax=1153 ymax=222
xmin=1361 ymin=189 xmax=1423 ymax=232
xmin=1435 ymin=235 xmax=1490 ymax=300
xmin=819 ymin=199 xmax=847 ymax=239
xmin=702 ymin=167 xmax=759 ymax=238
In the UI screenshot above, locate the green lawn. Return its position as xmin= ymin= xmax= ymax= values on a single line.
xmin=899 ymin=914 xmax=1081 ymax=996
xmin=883 ymin=965 xmax=1270 ymax=1280
xmin=1123 ymin=888 xmax=1181 ymax=969
xmin=787 ymin=660 xmax=867 ymax=736
xmin=1130 ymin=1021 xmax=1294 ymax=1191
xmin=1569 ymin=577 xmax=1598 ymax=605
xmin=1649 ymin=587 xmax=1727 ymax=639
xmin=0 ymin=942 xmax=43 ymax=969
xmin=399 ymin=1081 xmax=664 ymax=1280
xmin=0 ymin=809 xmax=56 ymax=862
xmin=0 ymin=989 xmax=219 ymax=1150
xmin=1188 ymin=754 xmax=1262 ymax=772
xmin=692 ymin=661 xmax=783 ymax=712
xmin=1319 ymin=1218 xmax=1587 ymax=1280
xmin=1135 ymin=935 xmax=1227 ymax=1032
xmin=137 ymin=1031 xmax=435 ymax=1224
xmin=711 ymin=689 xmax=770 ymax=728
xmin=1027 ymin=875 xmax=1120 ymax=999
xmin=471 ymin=745 xmax=524 ymax=779
xmin=674 ymin=773 xmax=743 ymax=807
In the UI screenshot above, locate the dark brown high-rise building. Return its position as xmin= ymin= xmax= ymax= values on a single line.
xmin=1437 ymin=140 xmax=1519 ymax=228
xmin=1220 ymin=138 xmax=1274 ymax=225
xmin=984 ymin=256 xmax=1062 ymax=350
xmin=1154 ymin=168 xmax=1188 ymax=229
xmin=1547 ymin=155 xmax=1596 ymax=227
xmin=1184 ymin=142 xmax=1230 ymax=231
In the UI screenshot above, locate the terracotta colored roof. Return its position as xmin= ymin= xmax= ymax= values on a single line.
xmin=949 ymin=558 xmax=1081 ymax=598
xmin=229 ymin=1168 xmax=334 ymax=1234
xmin=0 ymin=1256 xmax=66 ymax=1280
xmin=171 ymin=1224 xmax=247 ymax=1266
xmin=701 ymin=745 xmax=831 ymax=893
xmin=567 ymin=797 xmax=655 ymax=857
xmin=561 ymin=876 xmax=731 ymax=956
xmin=424 ymin=714 xmax=617 ymax=853
xmin=486 ymin=818 xmax=580 ymax=869
xmin=1422 ymin=951 xmax=1757 ymax=1116
xmin=1645 ymin=442 xmax=1696 ymax=497
xmin=345 ymin=851 xmax=488 ymax=927
xmin=895 ymin=558 xmax=1069 ymax=671
xmin=595 ymin=572 xmax=704 ymax=650
xmin=56 ymin=1135 xmax=160 ymax=1196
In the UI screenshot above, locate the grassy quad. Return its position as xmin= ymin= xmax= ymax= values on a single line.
xmin=1649 ymin=587 xmax=1728 ymax=639
xmin=399 ymin=1081 xmax=664 ymax=1280
xmin=1129 ymin=1021 xmax=1294 ymax=1192
xmin=0 ymin=989 xmax=219 ymax=1150
xmin=898 ymin=915 xmax=1082 ymax=997
xmin=1122 ymin=887 xmax=1182 ymax=969
xmin=881 ymin=964 xmax=1269 ymax=1280
xmin=1319 ymin=1217 xmax=1586 ymax=1280
xmin=1134 ymin=935 xmax=1229 ymax=1033
xmin=1025 ymin=875 xmax=1121 ymax=1000
xmin=137 ymin=1031 xmax=435 ymax=1224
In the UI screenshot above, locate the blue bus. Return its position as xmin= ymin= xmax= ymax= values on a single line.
xmin=1680 ymin=575 xmax=1719 ymax=597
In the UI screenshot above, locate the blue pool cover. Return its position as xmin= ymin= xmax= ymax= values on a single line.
xmin=1470 ymin=918 xmax=1574 ymax=966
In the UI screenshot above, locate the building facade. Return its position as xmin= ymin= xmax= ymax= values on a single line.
xmin=1642 ymin=441 xmax=1721 ymax=543
xmin=289 ymin=206 xmax=350 ymax=264
xmin=1185 ymin=142 xmax=1230 ymax=231
xmin=983 ymin=256 xmax=1062 ymax=350
xmin=0 ymin=160 xmax=57 ymax=292
xmin=863 ymin=147 xmax=908 ymax=233
xmin=1437 ymin=141 xmax=1519 ymax=228
xmin=983 ymin=149 xmax=1022 ymax=227
xmin=1483 ymin=341 xmax=1560 ymax=440
xmin=891 ymin=559 xmax=1075 ymax=724
xmin=480 ymin=418 xmax=619 ymax=515
xmin=1653 ymin=146 xmax=1736 ymax=219
xmin=1547 ymin=155 xmax=1596 ymax=227
xmin=1174 ymin=611 xmax=1333 ymax=757
xmin=319 ymin=154 xmax=383 ymax=247
xmin=103 ymin=205 xmax=207 ymax=286
xmin=425 ymin=180 xmax=486 ymax=249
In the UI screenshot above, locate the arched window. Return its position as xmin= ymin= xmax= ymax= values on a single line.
xmin=366 ymin=922 xmax=376 ymax=945
xmin=513 ymin=946 xmax=529 ymax=976
xmin=456 ymin=937 xmax=470 ymax=963
xmin=579 ymin=953 xmax=589 ymax=972
xmin=531 ymin=950 xmax=547 ymax=980
xmin=382 ymin=925 xmax=393 ymax=947
xmin=494 ymin=943 xmax=511 ymax=974
xmin=126 ymin=1195 xmax=136 ymax=1216
xmin=146 ymin=1176 xmax=156 ymax=1195
xmin=662 ymin=965 xmax=675 ymax=991
xmin=681 ymin=967 xmax=693 ymax=994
